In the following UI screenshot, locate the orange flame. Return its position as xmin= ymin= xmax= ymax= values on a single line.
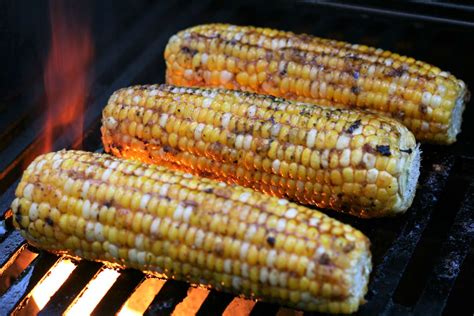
xmin=43 ymin=0 xmax=93 ymax=153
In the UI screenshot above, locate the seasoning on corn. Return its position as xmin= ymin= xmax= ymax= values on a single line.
xmin=101 ymin=84 xmax=421 ymax=218
xmin=12 ymin=150 xmax=372 ymax=314
xmin=164 ymin=23 xmax=470 ymax=144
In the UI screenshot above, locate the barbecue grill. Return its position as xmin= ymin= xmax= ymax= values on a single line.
xmin=1 ymin=1 xmax=473 ymax=315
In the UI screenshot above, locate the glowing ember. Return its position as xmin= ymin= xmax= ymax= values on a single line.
xmin=43 ymin=0 xmax=93 ymax=153
xmin=65 ymin=268 xmax=120 ymax=316
xmin=172 ymin=287 xmax=209 ymax=315
xmin=223 ymin=297 xmax=256 ymax=316
xmin=117 ymin=278 xmax=166 ymax=315
xmin=29 ymin=259 xmax=76 ymax=309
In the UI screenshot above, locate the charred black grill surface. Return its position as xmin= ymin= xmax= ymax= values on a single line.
xmin=0 ymin=1 xmax=472 ymax=315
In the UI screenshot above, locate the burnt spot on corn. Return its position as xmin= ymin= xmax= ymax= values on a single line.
xmin=104 ymin=201 xmax=113 ymax=208
xmin=214 ymin=187 xmax=232 ymax=199
xmin=203 ymin=188 xmax=213 ymax=194
xmin=376 ymin=145 xmax=391 ymax=156
xmin=255 ymin=140 xmax=270 ymax=154
xmin=343 ymin=242 xmax=355 ymax=253
xmin=351 ymin=86 xmax=361 ymax=95
xmin=319 ymin=253 xmax=331 ymax=265
xmin=395 ymin=110 xmax=406 ymax=120
xmin=345 ymin=53 xmax=361 ymax=61
xmin=387 ymin=66 xmax=407 ymax=77
xmin=287 ymin=49 xmax=306 ymax=64
xmin=400 ymin=148 xmax=413 ymax=154
xmin=362 ymin=143 xmax=376 ymax=154
xmin=214 ymin=242 xmax=224 ymax=255
xmin=265 ymin=51 xmax=274 ymax=60
xmin=209 ymin=142 xmax=224 ymax=152
xmin=163 ymin=145 xmax=178 ymax=154
xmin=419 ymin=104 xmax=428 ymax=114
xmin=266 ymin=236 xmax=275 ymax=247
xmin=352 ymin=70 xmax=360 ymax=80
xmin=15 ymin=210 xmax=22 ymax=227
xmin=45 ymin=217 xmax=54 ymax=226
xmin=181 ymin=46 xmax=197 ymax=56
xmin=345 ymin=120 xmax=361 ymax=134
xmin=299 ymin=107 xmax=313 ymax=117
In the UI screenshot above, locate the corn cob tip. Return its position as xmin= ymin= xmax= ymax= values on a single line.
xmin=446 ymin=86 xmax=469 ymax=144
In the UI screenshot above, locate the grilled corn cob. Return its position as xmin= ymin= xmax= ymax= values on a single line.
xmin=165 ymin=23 xmax=469 ymax=144
xmin=101 ymin=84 xmax=420 ymax=218
xmin=12 ymin=150 xmax=371 ymax=314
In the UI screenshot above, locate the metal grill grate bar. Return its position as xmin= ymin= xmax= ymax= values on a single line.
xmin=37 ymin=261 xmax=103 ymax=315
xmin=0 ymin=230 xmax=26 ymax=275
xmin=414 ymin=183 xmax=474 ymax=315
xmin=144 ymin=280 xmax=190 ymax=316
xmin=91 ymin=269 xmax=145 ymax=315
xmin=0 ymin=252 xmax=59 ymax=314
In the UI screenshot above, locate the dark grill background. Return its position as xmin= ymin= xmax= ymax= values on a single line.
xmin=0 ymin=1 xmax=473 ymax=315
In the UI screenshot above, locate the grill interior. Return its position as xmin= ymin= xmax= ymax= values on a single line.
xmin=0 ymin=1 xmax=473 ymax=315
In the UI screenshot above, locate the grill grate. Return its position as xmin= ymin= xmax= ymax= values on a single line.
xmin=0 ymin=1 xmax=473 ymax=315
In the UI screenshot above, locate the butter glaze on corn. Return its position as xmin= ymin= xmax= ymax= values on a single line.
xmin=12 ymin=150 xmax=371 ymax=314
xmin=165 ymin=24 xmax=469 ymax=144
xmin=102 ymin=84 xmax=420 ymax=218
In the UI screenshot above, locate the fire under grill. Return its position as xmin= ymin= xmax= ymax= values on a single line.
xmin=0 ymin=1 xmax=473 ymax=315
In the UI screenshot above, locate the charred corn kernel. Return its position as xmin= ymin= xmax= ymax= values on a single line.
xmin=13 ymin=150 xmax=371 ymax=314
xmin=102 ymin=84 xmax=420 ymax=217
xmin=165 ymin=24 xmax=469 ymax=144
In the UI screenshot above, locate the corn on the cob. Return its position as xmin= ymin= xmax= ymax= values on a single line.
xmin=12 ymin=150 xmax=371 ymax=314
xmin=164 ymin=23 xmax=469 ymax=144
xmin=101 ymin=84 xmax=420 ymax=218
